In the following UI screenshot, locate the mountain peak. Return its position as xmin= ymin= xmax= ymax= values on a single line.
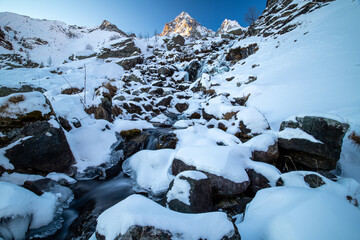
xmin=160 ymin=11 xmax=214 ymax=38
xmin=216 ymin=19 xmax=243 ymax=35
xmin=99 ymin=20 xmax=128 ymax=36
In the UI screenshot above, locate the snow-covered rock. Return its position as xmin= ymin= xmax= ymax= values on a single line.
xmin=160 ymin=12 xmax=215 ymax=38
xmin=0 ymin=181 xmax=57 ymax=240
xmin=95 ymin=194 xmax=237 ymax=240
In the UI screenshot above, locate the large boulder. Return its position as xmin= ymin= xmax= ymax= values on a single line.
xmin=116 ymin=56 xmax=143 ymax=70
xmin=172 ymin=158 xmax=249 ymax=196
xmin=226 ymin=43 xmax=259 ymax=63
xmin=97 ymin=39 xmax=140 ymax=59
xmin=277 ymin=116 xmax=349 ymax=171
xmin=95 ymin=194 xmax=239 ymax=240
xmin=166 ymin=170 xmax=213 ymax=213
xmin=0 ymin=92 xmax=75 ymax=175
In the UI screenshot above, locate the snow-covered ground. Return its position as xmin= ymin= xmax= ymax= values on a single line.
xmin=0 ymin=0 xmax=360 ymax=239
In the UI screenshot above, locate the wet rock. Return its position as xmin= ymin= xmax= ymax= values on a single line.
xmin=184 ymin=60 xmax=202 ymax=82
xmin=278 ymin=116 xmax=349 ymax=171
xmin=166 ymin=171 xmax=213 ymax=213
xmin=115 ymin=131 xmax=150 ymax=160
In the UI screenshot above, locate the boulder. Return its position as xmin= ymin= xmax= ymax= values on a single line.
xmin=226 ymin=43 xmax=259 ymax=63
xmin=0 ymin=92 xmax=75 ymax=175
xmin=158 ymin=66 xmax=175 ymax=77
xmin=166 ymin=35 xmax=185 ymax=51
xmin=4 ymin=121 xmax=75 ymax=175
xmin=172 ymin=158 xmax=250 ymax=196
xmin=251 ymin=141 xmax=279 ymax=164
xmin=156 ymin=96 xmax=173 ymax=107
xmin=166 ymin=170 xmax=213 ymax=213
xmin=246 ymin=169 xmax=271 ymax=193
xmin=117 ymin=56 xmax=143 ymax=70
xmin=278 ymin=116 xmax=349 ymax=171
xmin=114 ymin=130 xmax=150 ymax=160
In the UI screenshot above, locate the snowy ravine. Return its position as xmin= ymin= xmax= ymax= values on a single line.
xmin=1 ymin=0 xmax=360 ymax=239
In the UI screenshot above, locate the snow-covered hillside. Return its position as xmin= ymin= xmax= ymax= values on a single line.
xmin=0 ymin=0 xmax=360 ymax=239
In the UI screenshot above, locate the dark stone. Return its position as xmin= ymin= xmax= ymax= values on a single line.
xmin=172 ymin=35 xmax=185 ymax=46
xmin=85 ymin=97 xmax=114 ymax=122
xmin=304 ymin=174 xmax=326 ymax=188
xmin=202 ymin=109 xmax=217 ymax=121
xmin=276 ymin=177 xmax=284 ymax=186
xmin=175 ymin=102 xmax=189 ymax=113
xmin=167 ymin=172 xmax=213 ymax=213
xmin=156 ymin=132 xmax=178 ymax=149
xmin=5 ymin=121 xmax=75 ymax=175
xmin=251 ymin=142 xmax=279 ymax=164
xmin=246 ymin=169 xmax=271 ymax=193
xmin=172 ymin=158 xmax=250 ymax=196
xmin=115 ymin=131 xmax=150 ymax=160
xmin=189 ymin=112 xmax=201 ymax=119
xmin=96 ymin=225 xmax=173 ymax=240
xmin=99 ymin=20 xmax=128 ymax=36
xmin=98 ymin=41 xmax=140 ymax=59
xmin=226 ymin=43 xmax=259 ymax=63
xmin=117 ymin=56 xmax=143 ymax=70
xmin=184 ymin=60 xmax=202 ymax=82
xmin=156 ymin=96 xmax=173 ymax=107
xmin=149 ymin=87 xmax=164 ymax=96
xmin=58 ymin=116 xmax=72 ymax=132
xmin=122 ymin=102 xmax=143 ymax=114
xmin=158 ymin=66 xmax=174 ymax=77
xmin=214 ymin=195 xmax=252 ymax=217
xmin=278 ymin=116 xmax=349 ymax=171
xmin=218 ymin=122 xmax=228 ymax=132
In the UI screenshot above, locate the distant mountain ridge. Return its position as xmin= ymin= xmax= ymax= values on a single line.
xmin=216 ymin=19 xmax=245 ymax=35
xmin=159 ymin=12 xmax=215 ymax=38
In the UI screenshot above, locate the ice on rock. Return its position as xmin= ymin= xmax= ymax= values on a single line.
xmin=0 ymin=181 xmax=57 ymax=240
xmin=122 ymin=149 xmax=176 ymax=195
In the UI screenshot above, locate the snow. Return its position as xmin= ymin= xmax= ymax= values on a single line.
xmin=46 ymin=172 xmax=77 ymax=185
xmin=0 ymin=181 xmax=57 ymax=239
xmin=96 ymin=194 xmax=235 ymax=240
xmin=0 ymin=92 xmax=51 ymax=119
xmin=175 ymin=145 xmax=250 ymax=183
xmin=235 ymin=107 xmax=270 ymax=135
xmin=278 ymin=128 xmax=323 ymax=143
xmin=0 ymin=172 xmax=43 ymax=185
xmin=174 ymin=126 xmax=240 ymax=148
xmin=237 ymin=187 xmax=360 ymax=240
xmin=166 ymin=170 xmax=207 ymax=205
xmin=244 ymin=132 xmax=277 ymax=152
xmin=122 ymin=149 xmax=176 ymax=195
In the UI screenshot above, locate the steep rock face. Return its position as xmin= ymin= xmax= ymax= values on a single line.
xmin=216 ymin=19 xmax=243 ymax=35
xmin=99 ymin=20 xmax=128 ymax=37
xmin=160 ymin=12 xmax=214 ymax=38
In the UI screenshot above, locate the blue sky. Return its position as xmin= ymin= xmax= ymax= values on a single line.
xmin=0 ymin=0 xmax=266 ymax=35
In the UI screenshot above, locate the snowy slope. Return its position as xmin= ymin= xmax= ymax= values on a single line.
xmin=0 ymin=12 xmax=127 ymax=65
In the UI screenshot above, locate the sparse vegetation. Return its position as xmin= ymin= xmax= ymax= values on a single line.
xmin=349 ymin=131 xmax=360 ymax=146
xmin=8 ymin=94 xmax=25 ymax=103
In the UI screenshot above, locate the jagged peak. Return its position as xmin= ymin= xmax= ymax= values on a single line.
xmin=99 ymin=19 xmax=128 ymax=36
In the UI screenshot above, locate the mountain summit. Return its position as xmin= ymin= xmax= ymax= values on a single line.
xmin=216 ymin=19 xmax=244 ymax=35
xmin=160 ymin=11 xmax=214 ymax=38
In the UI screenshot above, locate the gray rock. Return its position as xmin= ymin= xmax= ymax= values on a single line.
xmin=278 ymin=116 xmax=349 ymax=171
xmin=172 ymin=158 xmax=250 ymax=196
xmin=166 ymin=171 xmax=213 ymax=213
